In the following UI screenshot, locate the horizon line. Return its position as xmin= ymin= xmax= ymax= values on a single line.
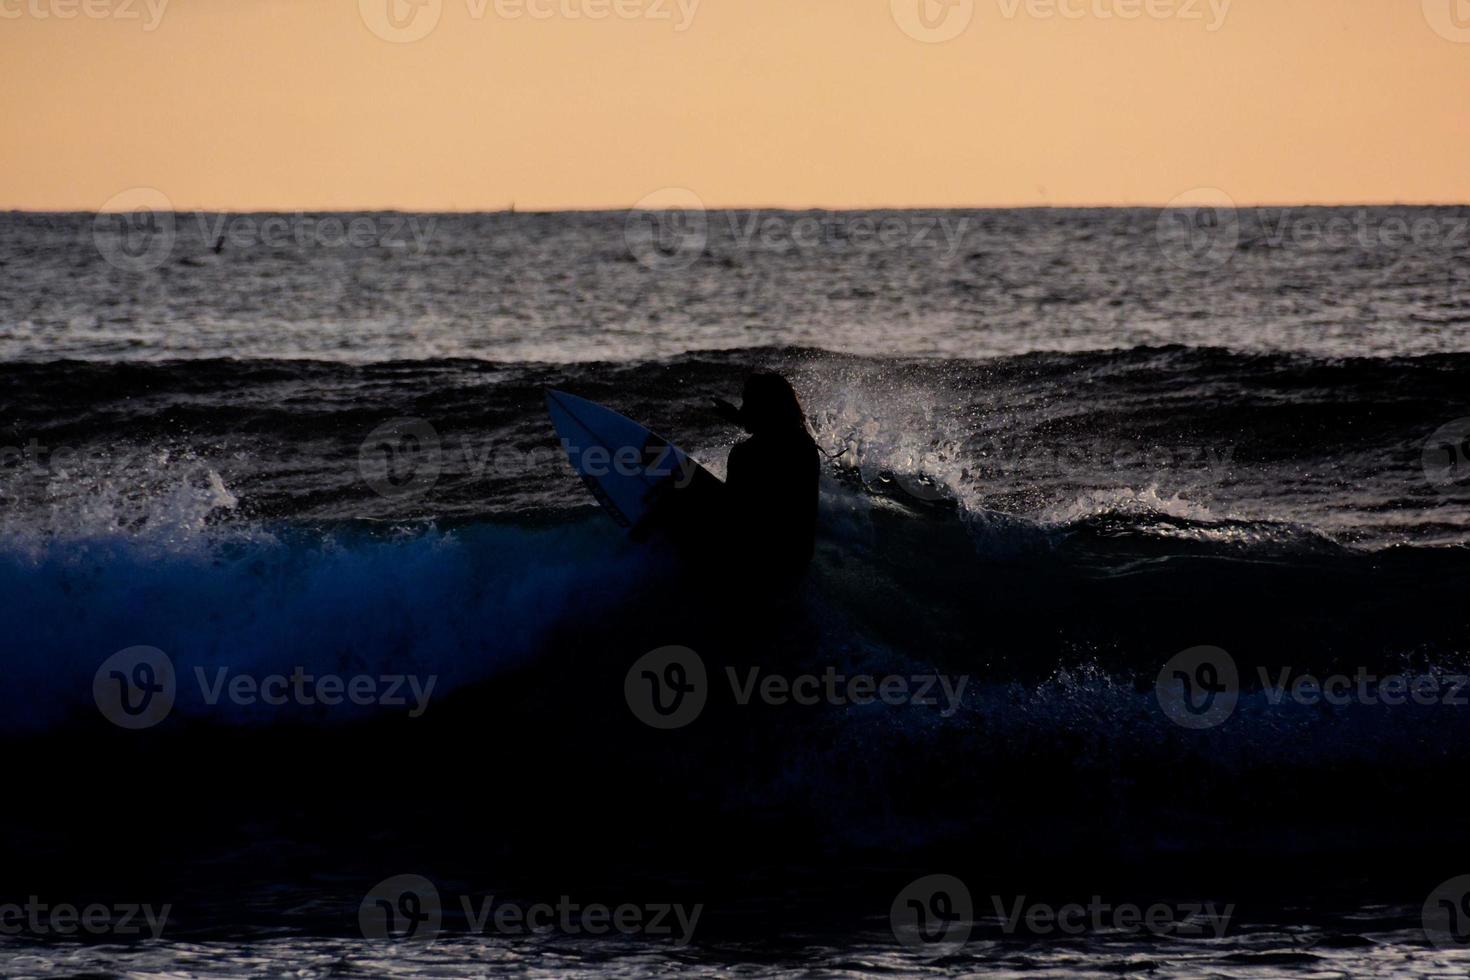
xmin=9 ymin=200 xmax=1470 ymax=215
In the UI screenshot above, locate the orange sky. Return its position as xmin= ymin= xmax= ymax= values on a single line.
xmin=3 ymin=0 xmax=1469 ymax=210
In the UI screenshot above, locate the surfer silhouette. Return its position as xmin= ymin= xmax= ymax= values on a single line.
xmin=614 ymin=372 xmax=818 ymax=593
xmin=713 ymin=373 xmax=820 ymax=585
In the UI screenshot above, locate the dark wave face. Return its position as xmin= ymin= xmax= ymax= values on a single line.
xmin=2 ymin=210 xmax=1470 ymax=975
xmin=2 ymin=344 xmax=1467 ymax=542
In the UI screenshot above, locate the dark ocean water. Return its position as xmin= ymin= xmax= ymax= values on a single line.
xmin=2 ymin=209 xmax=1470 ymax=977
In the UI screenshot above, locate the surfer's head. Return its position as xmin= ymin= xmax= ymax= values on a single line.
xmin=740 ymin=373 xmax=806 ymax=435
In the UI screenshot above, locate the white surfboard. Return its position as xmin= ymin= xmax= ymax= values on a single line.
xmin=545 ymin=389 xmax=720 ymax=529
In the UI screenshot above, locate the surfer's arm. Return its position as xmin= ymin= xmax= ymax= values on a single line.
xmin=712 ymin=398 xmax=745 ymax=430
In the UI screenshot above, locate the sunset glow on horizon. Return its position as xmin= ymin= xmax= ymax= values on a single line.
xmin=4 ymin=0 xmax=1470 ymax=211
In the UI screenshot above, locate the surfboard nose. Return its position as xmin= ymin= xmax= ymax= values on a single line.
xmin=546 ymin=388 xmax=601 ymax=417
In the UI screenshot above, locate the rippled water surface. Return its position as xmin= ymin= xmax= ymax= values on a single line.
xmin=3 ymin=209 xmax=1469 ymax=977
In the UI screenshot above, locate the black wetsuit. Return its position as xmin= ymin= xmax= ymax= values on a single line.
xmin=724 ymin=426 xmax=820 ymax=584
